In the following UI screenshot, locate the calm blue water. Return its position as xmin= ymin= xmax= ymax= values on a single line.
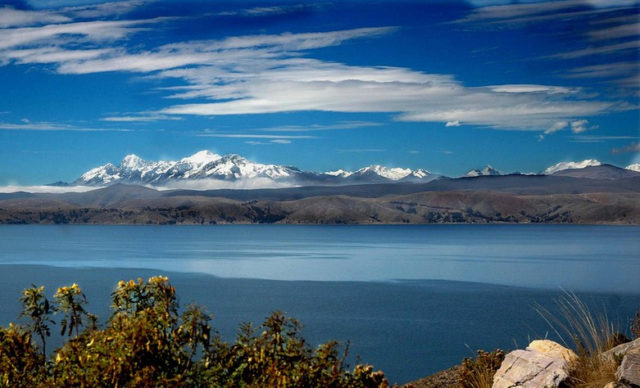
xmin=1 ymin=225 xmax=638 ymax=292
xmin=0 ymin=225 xmax=639 ymax=383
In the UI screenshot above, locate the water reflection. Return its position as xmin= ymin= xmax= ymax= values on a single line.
xmin=0 ymin=225 xmax=638 ymax=292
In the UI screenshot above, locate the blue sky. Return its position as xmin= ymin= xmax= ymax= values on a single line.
xmin=0 ymin=0 xmax=638 ymax=185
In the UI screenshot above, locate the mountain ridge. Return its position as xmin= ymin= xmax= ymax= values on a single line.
xmin=3 ymin=172 xmax=639 ymax=224
xmin=74 ymin=151 xmax=438 ymax=188
xmin=34 ymin=153 xmax=640 ymax=190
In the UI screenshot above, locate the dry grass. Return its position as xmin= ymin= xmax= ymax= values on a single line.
xmin=536 ymin=292 xmax=627 ymax=388
xmin=631 ymin=311 xmax=640 ymax=339
xmin=458 ymin=349 xmax=505 ymax=388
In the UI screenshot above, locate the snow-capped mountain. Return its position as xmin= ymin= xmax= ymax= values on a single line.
xmin=348 ymin=165 xmax=433 ymax=183
xmin=74 ymin=151 xmax=436 ymax=187
xmin=542 ymin=159 xmax=601 ymax=175
xmin=627 ymin=163 xmax=640 ymax=172
xmin=77 ymin=151 xmax=299 ymax=186
xmin=323 ymin=166 xmax=434 ymax=183
xmin=324 ymin=169 xmax=353 ymax=178
xmin=464 ymin=166 xmax=502 ymax=177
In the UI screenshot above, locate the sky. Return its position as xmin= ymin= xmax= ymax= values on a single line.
xmin=0 ymin=0 xmax=638 ymax=185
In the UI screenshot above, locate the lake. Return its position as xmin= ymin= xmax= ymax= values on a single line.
xmin=0 ymin=225 xmax=639 ymax=383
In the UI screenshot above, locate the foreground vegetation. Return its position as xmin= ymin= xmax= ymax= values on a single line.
xmin=0 ymin=277 xmax=388 ymax=387
xmin=1 ymin=278 xmax=638 ymax=388
xmin=456 ymin=293 xmax=640 ymax=388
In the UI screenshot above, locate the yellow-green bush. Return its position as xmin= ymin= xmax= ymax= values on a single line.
xmin=0 ymin=276 xmax=388 ymax=387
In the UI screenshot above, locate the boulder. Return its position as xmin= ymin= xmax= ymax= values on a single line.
xmin=492 ymin=347 xmax=571 ymax=388
xmin=603 ymin=338 xmax=640 ymax=361
xmin=616 ymin=349 xmax=640 ymax=387
xmin=527 ymin=339 xmax=578 ymax=363
xmin=492 ymin=340 xmax=576 ymax=388
xmin=604 ymin=382 xmax=628 ymax=388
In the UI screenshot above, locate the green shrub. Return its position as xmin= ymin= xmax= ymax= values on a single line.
xmin=0 ymin=276 xmax=389 ymax=387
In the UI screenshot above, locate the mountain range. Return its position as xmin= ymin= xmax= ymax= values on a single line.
xmin=74 ymin=151 xmax=437 ymax=188
xmin=68 ymin=150 xmax=640 ymax=189
xmin=2 ymin=159 xmax=639 ymax=224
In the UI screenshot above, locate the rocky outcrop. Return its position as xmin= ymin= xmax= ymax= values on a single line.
xmin=492 ymin=340 xmax=574 ymax=388
xmin=527 ymin=339 xmax=578 ymax=363
xmin=602 ymin=338 xmax=640 ymax=361
xmin=616 ymin=348 xmax=640 ymax=387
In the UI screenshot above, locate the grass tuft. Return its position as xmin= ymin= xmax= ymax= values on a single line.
xmin=458 ymin=349 xmax=505 ymax=388
xmin=536 ymin=292 xmax=630 ymax=388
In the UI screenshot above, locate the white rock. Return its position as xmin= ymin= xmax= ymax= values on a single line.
xmin=493 ymin=345 xmax=571 ymax=388
xmin=527 ymin=339 xmax=578 ymax=363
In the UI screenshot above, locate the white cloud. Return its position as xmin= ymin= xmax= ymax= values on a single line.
xmin=256 ymin=121 xmax=381 ymax=132
xmin=0 ymin=8 xmax=622 ymax=132
xmin=197 ymin=133 xmax=315 ymax=139
xmin=571 ymin=135 xmax=637 ymax=143
xmin=571 ymin=119 xmax=590 ymax=133
xmin=0 ymin=121 xmax=131 ymax=131
xmin=0 ymin=185 xmax=96 ymax=193
xmin=336 ymin=148 xmax=386 ymax=153
xmin=588 ymin=21 xmax=640 ymax=41
xmin=61 ymin=0 xmax=149 ymax=19
xmin=584 ymin=0 xmax=639 ymax=8
xmin=52 ymin=27 xmax=396 ymax=74
xmin=218 ymin=4 xmax=313 ymax=18
xmin=458 ymin=0 xmax=639 ymax=67
xmin=0 ymin=6 xmax=70 ymax=27
xmin=565 ymin=61 xmax=639 ymax=79
xmin=0 ymin=19 xmax=160 ymax=51
xmin=611 ymin=141 xmax=640 ymax=154
xmin=489 ymin=84 xmax=577 ymax=94
xmin=4 ymin=47 xmax=113 ymax=65
xmin=545 ymin=121 xmax=569 ymax=134
xmin=101 ymin=114 xmax=182 ymax=122
xmin=154 ymin=55 xmax=609 ymax=130
xmin=539 ymin=119 xmax=594 ymax=139
xmin=547 ymin=40 xmax=640 ymax=59
xmin=460 ymin=1 xmax=635 ymax=25
xmin=459 ymin=0 xmax=580 ymax=23
xmin=243 ymin=139 xmax=292 ymax=145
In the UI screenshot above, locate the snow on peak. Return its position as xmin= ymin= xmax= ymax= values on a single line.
xmin=325 ymin=169 xmax=353 ymax=178
xmin=626 ymin=163 xmax=640 ymax=172
xmin=356 ymin=165 xmax=413 ymax=180
xmin=121 ymin=154 xmax=145 ymax=169
xmin=465 ymin=165 xmax=501 ymax=177
xmin=74 ymin=151 xmax=435 ymax=187
xmin=409 ymin=169 xmax=430 ymax=178
xmin=80 ymin=163 xmax=119 ymax=184
xmin=180 ymin=150 xmax=222 ymax=166
xmin=543 ymin=159 xmax=601 ymax=175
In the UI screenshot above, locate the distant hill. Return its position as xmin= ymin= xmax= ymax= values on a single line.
xmin=1 ymin=173 xmax=639 ymax=224
xmin=551 ymin=164 xmax=640 ymax=180
xmin=464 ymin=165 xmax=502 ymax=177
